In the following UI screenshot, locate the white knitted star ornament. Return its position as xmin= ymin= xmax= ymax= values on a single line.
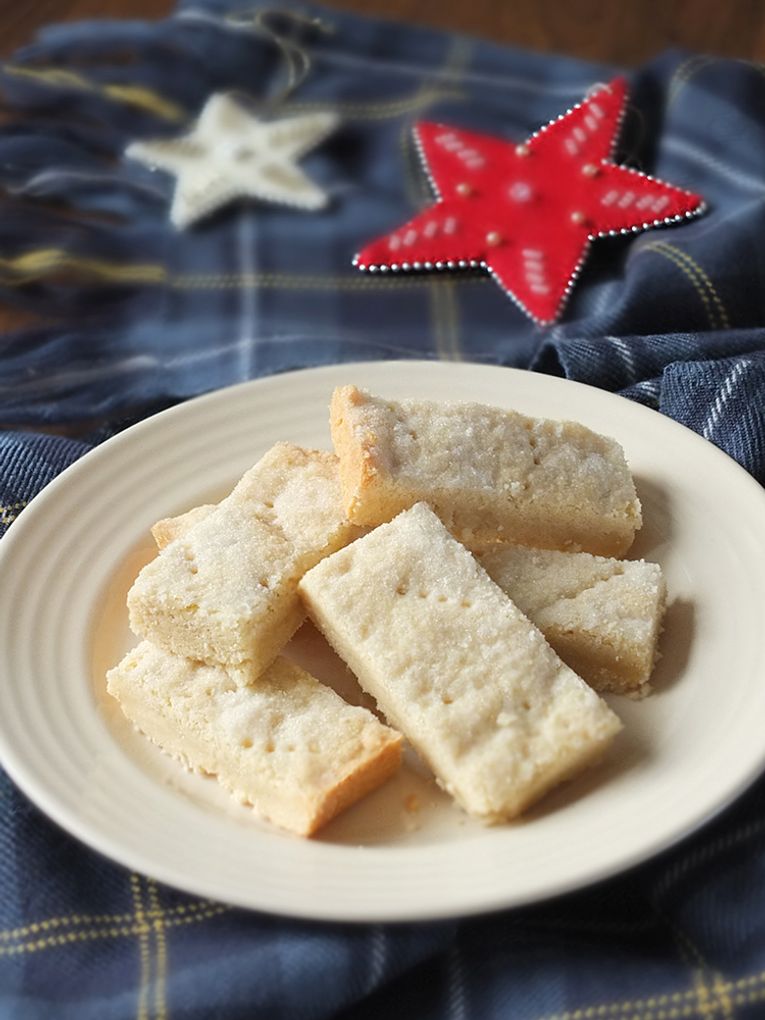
xmin=126 ymin=93 xmax=339 ymax=228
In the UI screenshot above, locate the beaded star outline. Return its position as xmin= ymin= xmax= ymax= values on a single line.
xmin=353 ymin=78 xmax=706 ymax=324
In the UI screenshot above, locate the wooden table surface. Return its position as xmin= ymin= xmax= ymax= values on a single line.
xmin=3 ymin=0 xmax=765 ymax=63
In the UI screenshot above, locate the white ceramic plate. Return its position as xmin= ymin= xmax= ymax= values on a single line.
xmin=2 ymin=361 xmax=765 ymax=922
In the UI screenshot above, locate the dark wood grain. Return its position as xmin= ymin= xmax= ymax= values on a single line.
xmin=0 ymin=0 xmax=175 ymax=57
xmin=2 ymin=0 xmax=763 ymax=63
xmin=323 ymin=0 xmax=765 ymax=65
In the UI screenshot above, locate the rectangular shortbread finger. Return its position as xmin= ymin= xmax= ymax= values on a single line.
xmin=152 ymin=510 xmax=666 ymax=694
xmin=107 ymin=642 xmax=403 ymax=837
xmin=299 ymin=502 xmax=622 ymax=822
xmin=330 ymin=385 xmax=641 ymax=556
xmin=479 ymin=545 xmax=666 ymax=698
xmin=151 ymin=504 xmax=215 ymax=550
xmin=128 ymin=443 xmax=361 ymax=677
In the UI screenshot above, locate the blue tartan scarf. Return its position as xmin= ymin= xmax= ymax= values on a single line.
xmin=2 ymin=2 xmax=765 ymax=1018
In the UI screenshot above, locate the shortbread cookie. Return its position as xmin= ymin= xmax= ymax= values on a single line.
xmin=330 ymin=385 xmax=641 ymax=556
xmin=107 ymin=643 xmax=403 ymax=837
xmin=128 ymin=443 xmax=360 ymax=677
xmin=479 ymin=545 xmax=666 ymax=698
xmin=152 ymin=504 xmax=215 ymax=550
xmin=299 ymin=502 xmax=622 ymax=822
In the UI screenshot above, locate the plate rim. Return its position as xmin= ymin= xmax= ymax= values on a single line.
xmin=2 ymin=359 xmax=765 ymax=922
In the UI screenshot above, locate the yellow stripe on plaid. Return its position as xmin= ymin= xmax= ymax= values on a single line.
xmin=0 ymin=901 xmax=226 ymax=954
xmin=239 ymin=87 xmax=463 ymax=122
xmin=684 ymin=952 xmax=732 ymax=1019
xmin=0 ymin=923 xmax=150 ymax=959
xmin=668 ymin=55 xmax=765 ymax=109
xmin=711 ymin=973 xmax=735 ymax=1020
xmin=0 ymin=899 xmax=225 ymax=942
xmin=667 ymin=56 xmax=718 ymax=107
xmin=0 ymin=249 xmax=167 ymax=286
xmin=412 ymin=34 xmax=471 ymax=363
xmin=655 ymin=817 xmax=765 ymax=900
xmin=3 ymin=890 xmax=765 ymax=1017
xmin=0 ymin=248 xmax=489 ymax=291
xmin=430 ymin=279 xmax=462 ymax=362
xmin=515 ymin=811 xmax=765 ymax=1020
xmin=651 ymin=243 xmax=730 ymax=329
xmin=0 ymin=501 xmax=27 ymax=528
xmin=3 ymin=63 xmax=461 ymax=125
xmin=536 ymin=969 xmax=765 ymax=1020
xmin=146 ymin=880 xmax=168 ymax=1020
xmin=633 ymin=244 xmax=719 ymax=330
xmin=0 ymin=904 xmax=226 ymax=957
xmin=647 ymin=877 xmax=725 ymax=1020
xmin=130 ymin=874 xmax=152 ymax=1020
xmin=2 ymin=64 xmax=186 ymax=121
xmin=396 ymin=62 xmax=446 ymax=207
xmin=673 ymin=939 xmax=715 ymax=1016
xmin=163 ymin=906 xmax=227 ymax=929
xmin=173 ymin=271 xmax=485 ymax=291
xmin=690 ymin=971 xmax=731 ymax=1019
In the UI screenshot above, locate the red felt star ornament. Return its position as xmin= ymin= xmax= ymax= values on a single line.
xmin=353 ymin=77 xmax=706 ymax=324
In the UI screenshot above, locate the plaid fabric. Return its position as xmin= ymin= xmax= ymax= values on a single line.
xmin=2 ymin=1 xmax=765 ymax=1017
